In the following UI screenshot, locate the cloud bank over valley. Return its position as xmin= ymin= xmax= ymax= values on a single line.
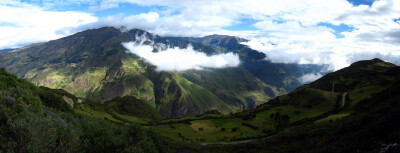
xmin=122 ymin=38 xmax=240 ymax=71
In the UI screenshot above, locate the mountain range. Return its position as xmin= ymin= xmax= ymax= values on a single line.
xmin=0 ymin=27 xmax=324 ymax=118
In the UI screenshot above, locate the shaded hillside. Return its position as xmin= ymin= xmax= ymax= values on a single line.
xmin=0 ymin=48 xmax=15 ymax=53
xmin=203 ymin=73 xmax=400 ymax=153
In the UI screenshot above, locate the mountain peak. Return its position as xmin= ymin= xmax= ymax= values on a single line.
xmin=347 ymin=58 xmax=396 ymax=70
xmin=202 ymin=34 xmax=248 ymax=43
xmin=77 ymin=26 xmax=122 ymax=36
xmin=309 ymin=58 xmax=397 ymax=92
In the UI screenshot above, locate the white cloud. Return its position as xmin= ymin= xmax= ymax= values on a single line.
xmin=89 ymin=2 xmax=118 ymax=11
xmin=122 ymin=36 xmax=240 ymax=71
xmin=242 ymin=35 xmax=400 ymax=71
xmin=0 ymin=0 xmax=98 ymax=49
xmin=300 ymin=73 xmax=323 ymax=83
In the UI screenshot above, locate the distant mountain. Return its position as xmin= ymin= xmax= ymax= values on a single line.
xmin=0 ymin=48 xmax=15 ymax=53
xmin=0 ymin=27 xmax=323 ymax=118
xmin=168 ymin=34 xmax=326 ymax=91
xmin=166 ymin=35 xmax=265 ymax=60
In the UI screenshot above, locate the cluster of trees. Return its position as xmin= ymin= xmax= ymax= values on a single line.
xmin=270 ymin=112 xmax=290 ymax=129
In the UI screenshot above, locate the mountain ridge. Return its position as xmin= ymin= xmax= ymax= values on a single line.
xmin=0 ymin=26 xmax=324 ymax=118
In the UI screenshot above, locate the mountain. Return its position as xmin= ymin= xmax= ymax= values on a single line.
xmin=0 ymin=48 xmax=15 ymax=53
xmin=0 ymin=27 xmax=322 ymax=118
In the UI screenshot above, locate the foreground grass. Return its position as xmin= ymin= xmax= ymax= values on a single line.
xmin=151 ymin=118 xmax=264 ymax=142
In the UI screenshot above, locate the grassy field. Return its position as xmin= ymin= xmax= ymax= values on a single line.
xmin=347 ymin=84 xmax=390 ymax=109
xmin=247 ymin=105 xmax=325 ymax=128
xmin=151 ymin=104 xmax=331 ymax=143
xmin=160 ymin=114 xmax=226 ymax=123
xmin=151 ymin=118 xmax=264 ymax=142
xmin=75 ymin=103 xmax=125 ymax=124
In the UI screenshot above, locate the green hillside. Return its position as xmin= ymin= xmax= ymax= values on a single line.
xmin=0 ymin=68 xmax=178 ymax=152
xmin=181 ymin=66 xmax=283 ymax=109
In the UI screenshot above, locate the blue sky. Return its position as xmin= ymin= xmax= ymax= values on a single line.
xmin=61 ymin=0 xmax=373 ymax=37
xmin=30 ymin=0 xmax=370 ymax=37
xmin=0 ymin=0 xmax=400 ymax=70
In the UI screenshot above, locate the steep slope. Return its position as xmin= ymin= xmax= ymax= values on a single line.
xmin=181 ymin=66 xmax=283 ymax=110
xmin=155 ymin=72 xmax=235 ymax=117
xmin=168 ymin=35 xmax=327 ymax=92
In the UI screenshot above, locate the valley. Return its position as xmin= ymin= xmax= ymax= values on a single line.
xmin=2 ymin=0 xmax=400 ymax=152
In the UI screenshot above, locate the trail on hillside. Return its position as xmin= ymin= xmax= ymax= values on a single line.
xmin=200 ymin=137 xmax=269 ymax=146
xmin=341 ymin=92 xmax=348 ymax=108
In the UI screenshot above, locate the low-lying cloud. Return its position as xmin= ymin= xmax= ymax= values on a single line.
xmin=242 ymin=37 xmax=400 ymax=71
xmin=300 ymin=73 xmax=323 ymax=83
xmin=122 ymin=38 xmax=240 ymax=71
